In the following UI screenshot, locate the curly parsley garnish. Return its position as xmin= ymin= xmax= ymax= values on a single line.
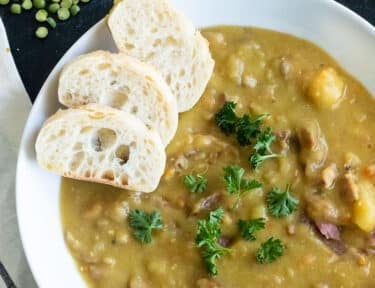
xmin=249 ymin=127 xmax=283 ymax=170
xmin=236 ymin=114 xmax=268 ymax=146
xmin=183 ymin=174 xmax=208 ymax=193
xmin=266 ymin=184 xmax=299 ymax=218
xmin=215 ymin=101 xmax=267 ymax=146
xmin=215 ymin=102 xmax=282 ymax=169
xmin=129 ymin=210 xmax=163 ymax=244
xmin=214 ymin=101 xmax=239 ymax=135
xmin=238 ymin=218 xmax=266 ymax=241
xmin=256 ymin=237 xmax=284 ymax=264
xmin=223 ymin=165 xmax=261 ymax=207
xmin=196 ymin=207 xmax=231 ymax=275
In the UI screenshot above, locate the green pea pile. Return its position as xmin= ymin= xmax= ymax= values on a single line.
xmin=0 ymin=0 xmax=91 ymax=39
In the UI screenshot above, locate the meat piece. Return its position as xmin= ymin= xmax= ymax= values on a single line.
xmin=300 ymin=213 xmax=346 ymax=255
xmin=321 ymin=239 xmax=347 ymax=255
xmin=343 ymin=172 xmax=359 ymax=202
xmin=274 ymin=130 xmax=292 ymax=153
xmin=197 ymin=278 xmax=222 ymax=288
xmin=217 ymin=235 xmax=233 ymax=248
xmin=192 ymin=192 xmax=222 ymax=214
xmin=315 ymin=222 xmax=341 ymax=241
xmin=321 ymin=163 xmax=339 ymax=189
xmin=297 ymin=120 xmax=328 ymax=178
xmin=173 ymin=155 xmax=189 ymax=171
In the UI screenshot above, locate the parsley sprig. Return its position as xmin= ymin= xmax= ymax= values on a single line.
xmin=215 ymin=102 xmax=282 ymax=170
xmin=238 ymin=218 xmax=266 ymax=241
xmin=236 ymin=114 xmax=268 ymax=146
xmin=215 ymin=101 xmax=267 ymax=147
xmin=196 ymin=208 xmax=231 ymax=275
xmin=266 ymin=184 xmax=299 ymax=218
xmin=129 ymin=210 xmax=163 ymax=244
xmin=249 ymin=127 xmax=283 ymax=170
xmin=214 ymin=101 xmax=239 ymax=135
xmin=223 ymin=165 xmax=261 ymax=208
xmin=256 ymin=237 xmax=284 ymax=264
xmin=183 ymin=174 xmax=208 ymax=193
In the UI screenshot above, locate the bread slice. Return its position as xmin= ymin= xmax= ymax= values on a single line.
xmin=107 ymin=0 xmax=215 ymax=112
xmin=58 ymin=50 xmax=178 ymax=146
xmin=35 ymin=104 xmax=166 ymax=193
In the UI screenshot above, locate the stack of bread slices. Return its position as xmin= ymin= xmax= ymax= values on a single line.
xmin=35 ymin=0 xmax=214 ymax=193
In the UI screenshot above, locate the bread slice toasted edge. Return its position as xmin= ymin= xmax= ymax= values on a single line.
xmin=107 ymin=0 xmax=215 ymax=112
xmin=35 ymin=104 xmax=166 ymax=193
xmin=58 ymin=50 xmax=178 ymax=146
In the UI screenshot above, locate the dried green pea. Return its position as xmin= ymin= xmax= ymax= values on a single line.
xmin=21 ymin=0 xmax=33 ymax=10
xmin=70 ymin=4 xmax=79 ymax=16
xmin=10 ymin=3 xmax=22 ymax=14
xmin=48 ymin=3 xmax=59 ymax=13
xmin=33 ymin=0 xmax=45 ymax=9
xmin=47 ymin=17 xmax=56 ymax=29
xmin=35 ymin=26 xmax=48 ymax=39
xmin=35 ymin=9 xmax=48 ymax=22
xmin=0 ymin=0 xmax=10 ymax=6
xmin=60 ymin=0 xmax=72 ymax=8
xmin=57 ymin=7 xmax=70 ymax=20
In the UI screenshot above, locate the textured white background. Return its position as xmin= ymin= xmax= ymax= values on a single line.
xmin=0 ymin=18 xmax=36 ymax=288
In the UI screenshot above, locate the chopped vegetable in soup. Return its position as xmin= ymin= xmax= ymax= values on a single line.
xmin=61 ymin=26 xmax=375 ymax=287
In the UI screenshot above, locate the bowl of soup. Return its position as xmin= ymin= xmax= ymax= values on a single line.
xmin=16 ymin=0 xmax=375 ymax=287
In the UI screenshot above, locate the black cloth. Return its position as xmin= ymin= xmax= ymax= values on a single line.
xmin=0 ymin=0 xmax=374 ymax=102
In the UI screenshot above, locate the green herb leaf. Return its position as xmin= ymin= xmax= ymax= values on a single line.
xmin=236 ymin=114 xmax=268 ymax=146
xmin=249 ymin=152 xmax=282 ymax=170
xmin=214 ymin=101 xmax=238 ymax=135
xmin=223 ymin=165 xmax=261 ymax=198
xmin=253 ymin=127 xmax=276 ymax=154
xmin=183 ymin=174 xmax=208 ymax=193
xmin=129 ymin=210 xmax=163 ymax=244
xmin=238 ymin=218 xmax=266 ymax=241
xmin=196 ymin=207 xmax=230 ymax=275
xmin=208 ymin=207 xmax=225 ymax=223
xmin=266 ymin=184 xmax=299 ymax=218
xmin=256 ymin=237 xmax=284 ymax=264
xmin=249 ymin=127 xmax=282 ymax=170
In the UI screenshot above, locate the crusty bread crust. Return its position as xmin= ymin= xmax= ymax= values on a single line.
xmin=35 ymin=104 xmax=166 ymax=193
xmin=108 ymin=0 xmax=214 ymax=112
xmin=58 ymin=50 xmax=178 ymax=146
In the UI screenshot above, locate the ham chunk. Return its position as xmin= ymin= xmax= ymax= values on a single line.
xmin=315 ymin=222 xmax=341 ymax=241
xmin=297 ymin=120 xmax=328 ymax=178
xmin=321 ymin=163 xmax=339 ymax=189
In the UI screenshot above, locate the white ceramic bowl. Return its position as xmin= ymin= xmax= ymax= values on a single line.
xmin=16 ymin=0 xmax=375 ymax=287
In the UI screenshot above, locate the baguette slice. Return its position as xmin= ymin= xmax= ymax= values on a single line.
xmin=58 ymin=50 xmax=178 ymax=146
xmin=108 ymin=0 xmax=215 ymax=112
xmin=35 ymin=104 xmax=166 ymax=193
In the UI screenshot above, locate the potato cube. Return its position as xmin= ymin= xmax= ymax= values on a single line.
xmin=353 ymin=180 xmax=375 ymax=232
xmin=308 ymin=67 xmax=345 ymax=109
